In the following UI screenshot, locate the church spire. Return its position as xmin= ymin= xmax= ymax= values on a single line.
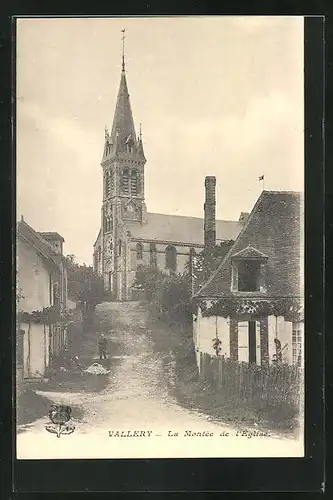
xmin=109 ymin=29 xmax=136 ymax=153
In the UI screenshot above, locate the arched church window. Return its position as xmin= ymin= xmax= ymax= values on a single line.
xmin=130 ymin=170 xmax=138 ymax=196
xmin=150 ymin=243 xmax=157 ymax=267
xmin=118 ymin=239 xmax=122 ymax=256
xmin=165 ymin=245 xmax=177 ymax=272
xmin=98 ymin=245 xmax=101 ymax=261
xmin=136 ymin=243 xmax=143 ymax=260
xmin=122 ymin=169 xmax=129 ymax=195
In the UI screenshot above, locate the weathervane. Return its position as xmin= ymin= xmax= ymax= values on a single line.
xmin=121 ymin=29 xmax=126 ymax=71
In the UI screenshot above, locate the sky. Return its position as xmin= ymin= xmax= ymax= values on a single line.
xmin=16 ymin=16 xmax=304 ymax=264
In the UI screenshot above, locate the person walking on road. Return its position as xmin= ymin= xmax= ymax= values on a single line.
xmin=98 ymin=333 xmax=107 ymax=360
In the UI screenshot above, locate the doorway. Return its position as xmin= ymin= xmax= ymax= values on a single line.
xmin=238 ymin=320 xmax=261 ymax=364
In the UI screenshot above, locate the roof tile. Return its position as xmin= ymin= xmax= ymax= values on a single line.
xmin=196 ymin=191 xmax=302 ymax=298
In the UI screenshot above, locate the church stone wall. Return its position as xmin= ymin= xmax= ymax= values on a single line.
xmin=127 ymin=241 xmax=203 ymax=276
xmin=176 ymin=253 xmax=189 ymax=274
xmin=156 ymin=249 xmax=165 ymax=271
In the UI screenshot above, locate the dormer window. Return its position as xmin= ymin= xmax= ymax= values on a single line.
xmin=237 ymin=260 xmax=261 ymax=291
xmin=231 ymin=245 xmax=268 ymax=293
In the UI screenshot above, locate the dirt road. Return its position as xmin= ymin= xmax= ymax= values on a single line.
xmin=17 ymin=302 xmax=303 ymax=459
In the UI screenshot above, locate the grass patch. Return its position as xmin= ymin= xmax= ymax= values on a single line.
xmin=147 ymin=311 xmax=300 ymax=435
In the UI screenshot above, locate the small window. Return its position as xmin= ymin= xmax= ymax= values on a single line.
xmin=136 ymin=243 xmax=143 ymax=260
xmin=104 ymin=216 xmax=112 ymax=233
xmin=165 ymin=245 xmax=177 ymax=272
xmin=292 ymin=322 xmax=302 ymax=367
xmin=118 ymin=239 xmax=122 ymax=256
xmin=237 ymin=260 xmax=261 ymax=292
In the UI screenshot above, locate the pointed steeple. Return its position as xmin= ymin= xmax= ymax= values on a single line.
xmin=109 ymin=30 xmax=137 ymax=154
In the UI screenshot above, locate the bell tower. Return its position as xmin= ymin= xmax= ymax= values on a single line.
xmin=100 ymin=30 xmax=147 ymax=299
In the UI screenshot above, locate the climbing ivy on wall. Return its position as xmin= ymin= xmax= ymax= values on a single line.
xmin=197 ymin=297 xmax=303 ymax=321
xmin=17 ymin=306 xmax=74 ymax=326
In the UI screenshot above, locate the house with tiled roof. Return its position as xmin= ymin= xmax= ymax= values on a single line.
xmin=92 ymin=51 xmax=244 ymax=301
xmin=192 ymin=190 xmax=304 ymax=368
xmin=17 ymin=218 xmax=69 ymax=381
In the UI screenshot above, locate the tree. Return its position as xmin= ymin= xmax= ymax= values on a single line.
xmin=184 ymin=241 xmax=234 ymax=293
xmin=64 ymin=255 xmax=104 ymax=307
xmin=134 ymin=242 xmax=234 ymax=321
xmin=133 ymin=264 xmax=166 ymax=300
xmin=134 ymin=264 xmax=192 ymax=320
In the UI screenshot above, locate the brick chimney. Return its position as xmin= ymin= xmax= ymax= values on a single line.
xmin=204 ymin=176 xmax=216 ymax=250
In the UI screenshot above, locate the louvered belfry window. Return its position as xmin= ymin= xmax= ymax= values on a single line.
xmin=130 ymin=170 xmax=138 ymax=195
xmin=122 ymin=169 xmax=130 ymax=195
xmin=107 ymin=172 xmax=112 ymax=196
xmin=105 ymin=171 xmax=112 ymax=197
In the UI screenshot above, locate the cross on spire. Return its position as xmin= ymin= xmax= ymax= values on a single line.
xmin=121 ymin=29 xmax=126 ymax=72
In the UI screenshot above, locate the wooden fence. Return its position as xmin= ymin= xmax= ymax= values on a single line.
xmin=200 ymin=352 xmax=302 ymax=407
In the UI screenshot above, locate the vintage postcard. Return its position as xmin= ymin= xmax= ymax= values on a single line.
xmin=16 ymin=16 xmax=304 ymax=459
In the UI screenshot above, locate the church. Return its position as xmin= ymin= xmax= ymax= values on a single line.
xmin=93 ymin=46 xmax=244 ymax=301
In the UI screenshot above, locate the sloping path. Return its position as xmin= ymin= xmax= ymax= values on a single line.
xmin=17 ymin=302 xmax=303 ymax=459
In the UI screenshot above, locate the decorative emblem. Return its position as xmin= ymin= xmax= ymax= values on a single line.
xmin=45 ymin=405 xmax=75 ymax=438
